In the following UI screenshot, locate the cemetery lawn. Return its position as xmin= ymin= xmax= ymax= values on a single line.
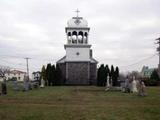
xmin=0 ymin=86 xmax=160 ymax=120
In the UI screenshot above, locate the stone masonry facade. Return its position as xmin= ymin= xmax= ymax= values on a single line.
xmin=58 ymin=62 xmax=97 ymax=85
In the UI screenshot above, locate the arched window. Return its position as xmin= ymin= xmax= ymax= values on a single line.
xmin=72 ymin=31 xmax=77 ymax=44
xmin=68 ymin=32 xmax=71 ymax=36
xmin=84 ymin=32 xmax=88 ymax=37
xmin=72 ymin=31 xmax=77 ymax=36
xmin=78 ymin=31 xmax=83 ymax=44
xmin=67 ymin=32 xmax=71 ymax=44
xmin=78 ymin=31 xmax=83 ymax=36
xmin=84 ymin=32 xmax=88 ymax=44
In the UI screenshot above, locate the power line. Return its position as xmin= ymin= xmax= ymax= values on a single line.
xmin=0 ymin=54 xmax=57 ymax=62
xmin=119 ymin=54 xmax=157 ymax=68
xmin=0 ymin=57 xmax=42 ymax=71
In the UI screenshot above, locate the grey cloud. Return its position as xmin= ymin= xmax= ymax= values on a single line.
xmin=0 ymin=0 xmax=159 ymax=73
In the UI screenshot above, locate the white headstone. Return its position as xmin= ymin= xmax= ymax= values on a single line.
xmin=40 ymin=79 xmax=45 ymax=88
xmin=105 ymin=76 xmax=110 ymax=91
xmin=131 ymin=76 xmax=138 ymax=93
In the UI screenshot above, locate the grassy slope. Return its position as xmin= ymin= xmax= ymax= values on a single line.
xmin=0 ymin=85 xmax=160 ymax=120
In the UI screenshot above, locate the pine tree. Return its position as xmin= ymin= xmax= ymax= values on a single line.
xmin=114 ymin=66 xmax=119 ymax=86
xmin=110 ymin=65 xmax=114 ymax=85
xmin=97 ymin=65 xmax=101 ymax=86
xmin=97 ymin=64 xmax=106 ymax=86
xmin=115 ymin=67 xmax=119 ymax=77
xmin=97 ymin=65 xmax=102 ymax=86
xmin=110 ymin=65 xmax=114 ymax=78
xmin=149 ymin=69 xmax=159 ymax=86
xmin=105 ymin=64 xmax=110 ymax=79
xmin=51 ymin=64 xmax=56 ymax=86
xmin=41 ymin=65 xmax=47 ymax=86
xmin=46 ymin=63 xmax=52 ymax=86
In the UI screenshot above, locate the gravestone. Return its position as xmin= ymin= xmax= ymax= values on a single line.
xmin=40 ymin=79 xmax=45 ymax=88
xmin=131 ymin=76 xmax=138 ymax=93
xmin=124 ymin=77 xmax=131 ymax=93
xmin=1 ymin=78 xmax=7 ymax=95
xmin=13 ymin=80 xmax=19 ymax=91
xmin=23 ymin=75 xmax=29 ymax=91
xmin=105 ymin=76 xmax=110 ymax=91
xmin=138 ymin=80 xmax=147 ymax=96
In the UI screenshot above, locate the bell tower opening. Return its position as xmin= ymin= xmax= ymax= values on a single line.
xmin=72 ymin=31 xmax=77 ymax=44
xmin=78 ymin=31 xmax=83 ymax=44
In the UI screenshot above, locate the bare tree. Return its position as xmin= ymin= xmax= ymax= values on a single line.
xmin=0 ymin=66 xmax=10 ymax=95
xmin=0 ymin=66 xmax=10 ymax=80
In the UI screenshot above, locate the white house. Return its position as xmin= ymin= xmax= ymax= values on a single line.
xmin=0 ymin=70 xmax=26 ymax=82
xmin=32 ymin=71 xmax=41 ymax=81
xmin=141 ymin=66 xmax=155 ymax=78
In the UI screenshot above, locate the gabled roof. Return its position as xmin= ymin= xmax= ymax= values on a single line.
xmin=32 ymin=71 xmax=41 ymax=74
xmin=90 ymin=57 xmax=98 ymax=64
xmin=141 ymin=66 xmax=155 ymax=73
xmin=56 ymin=56 xmax=66 ymax=63
xmin=9 ymin=70 xmax=26 ymax=74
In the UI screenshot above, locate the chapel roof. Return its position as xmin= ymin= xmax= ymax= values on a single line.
xmin=67 ymin=17 xmax=88 ymax=28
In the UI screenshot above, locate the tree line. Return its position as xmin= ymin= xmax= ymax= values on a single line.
xmin=41 ymin=64 xmax=64 ymax=86
xmin=40 ymin=63 xmax=120 ymax=86
xmin=97 ymin=64 xmax=119 ymax=86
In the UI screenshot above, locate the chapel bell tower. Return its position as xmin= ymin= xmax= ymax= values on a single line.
xmin=57 ymin=10 xmax=98 ymax=85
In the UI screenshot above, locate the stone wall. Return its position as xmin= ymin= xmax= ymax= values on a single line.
xmin=66 ymin=62 xmax=89 ymax=85
xmin=58 ymin=62 xmax=97 ymax=85
xmin=58 ymin=63 xmax=66 ymax=83
xmin=90 ymin=63 xmax=97 ymax=85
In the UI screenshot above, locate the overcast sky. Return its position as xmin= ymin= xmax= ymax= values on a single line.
xmin=0 ymin=0 xmax=160 ymax=74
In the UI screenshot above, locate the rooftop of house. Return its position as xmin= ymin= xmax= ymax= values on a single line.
xmin=141 ymin=66 xmax=156 ymax=72
xmin=9 ymin=70 xmax=26 ymax=74
xmin=32 ymin=71 xmax=41 ymax=74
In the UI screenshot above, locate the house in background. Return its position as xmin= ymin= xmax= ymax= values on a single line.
xmin=0 ymin=70 xmax=26 ymax=82
xmin=141 ymin=66 xmax=155 ymax=78
xmin=32 ymin=71 xmax=41 ymax=81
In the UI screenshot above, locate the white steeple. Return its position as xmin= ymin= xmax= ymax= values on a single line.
xmin=57 ymin=10 xmax=98 ymax=64
xmin=65 ymin=10 xmax=90 ymax=45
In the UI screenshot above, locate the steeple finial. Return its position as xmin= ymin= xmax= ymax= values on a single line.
xmin=75 ymin=9 xmax=80 ymax=17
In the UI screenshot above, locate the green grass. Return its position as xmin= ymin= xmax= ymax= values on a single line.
xmin=0 ymin=84 xmax=160 ymax=120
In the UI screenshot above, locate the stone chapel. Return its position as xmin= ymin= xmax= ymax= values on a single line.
xmin=57 ymin=11 xmax=98 ymax=85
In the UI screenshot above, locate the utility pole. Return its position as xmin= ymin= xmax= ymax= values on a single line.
xmin=156 ymin=37 xmax=160 ymax=76
xmin=24 ymin=57 xmax=30 ymax=79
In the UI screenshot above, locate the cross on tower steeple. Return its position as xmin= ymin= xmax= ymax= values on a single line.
xmin=75 ymin=9 xmax=80 ymax=17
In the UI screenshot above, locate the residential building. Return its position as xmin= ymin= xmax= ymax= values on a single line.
xmin=0 ymin=70 xmax=26 ymax=82
xmin=141 ymin=66 xmax=155 ymax=78
xmin=32 ymin=71 xmax=41 ymax=81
